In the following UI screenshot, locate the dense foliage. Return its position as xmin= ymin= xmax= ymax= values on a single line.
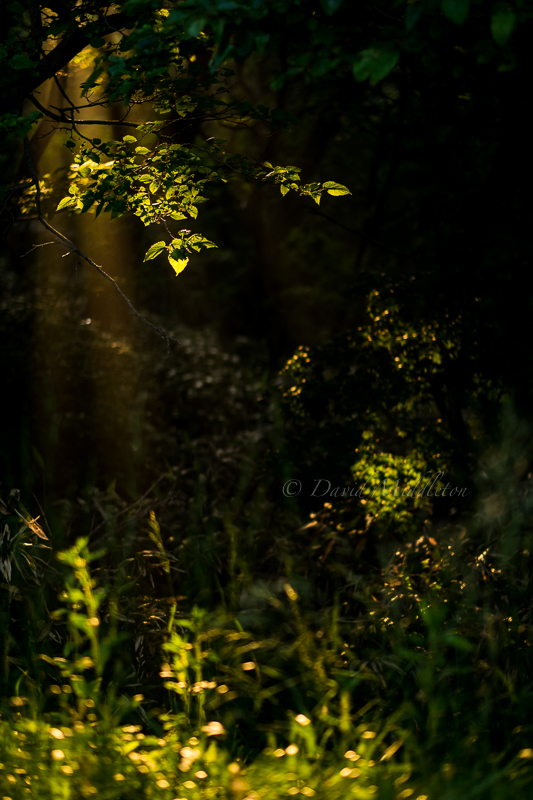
xmin=2 ymin=1 xmax=533 ymax=798
xmin=2 ymin=409 xmax=533 ymax=798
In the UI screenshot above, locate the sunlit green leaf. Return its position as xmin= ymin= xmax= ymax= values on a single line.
xmin=143 ymin=241 xmax=167 ymax=261
xmin=56 ymin=196 xmax=75 ymax=211
xmin=168 ymin=250 xmax=189 ymax=275
xmin=323 ymin=181 xmax=351 ymax=196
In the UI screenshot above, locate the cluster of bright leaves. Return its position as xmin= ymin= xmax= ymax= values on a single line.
xmin=56 ymin=134 xmax=350 ymax=276
xmin=57 ymin=136 xmax=220 ymax=223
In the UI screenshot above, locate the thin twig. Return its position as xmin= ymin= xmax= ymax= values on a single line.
xmin=23 ymin=137 xmax=177 ymax=352
xmin=31 ymin=95 xmax=265 ymax=138
xmin=89 ymin=472 xmax=169 ymax=536
xmin=21 ymin=241 xmax=57 ymax=257
xmin=90 ymin=481 xmax=180 ymax=548
xmin=52 ymin=73 xmax=77 ymax=114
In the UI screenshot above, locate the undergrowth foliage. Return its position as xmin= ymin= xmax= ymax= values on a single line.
xmin=2 ymin=402 xmax=533 ymax=798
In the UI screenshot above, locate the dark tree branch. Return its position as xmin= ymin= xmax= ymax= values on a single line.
xmin=11 ymin=11 xmax=132 ymax=104
xmin=52 ymin=72 xmax=77 ymax=114
xmin=28 ymin=0 xmax=44 ymax=39
xmin=28 ymin=94 xmax=171 ymax=143
xmin=27 ymin=93 xmax=67 ymax=122
xmin=23 ymin=137 xmax=177 ymax=352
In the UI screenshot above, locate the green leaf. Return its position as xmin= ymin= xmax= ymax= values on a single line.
xmin=280 ymin=184 xmax=290 ymax=196
xmin=186 ymin=17 xmax=206 ymax=38
xmin=110 ymin=199 xmax=127 ymax=219
xmin=11 ymin=54 xmax=35 ymax=70
xmin=135 ymin=146 xmax=150 ymax=155
xmin=209 ymin=43 xmax=234 ymax=71
xmin=323 ymin=181 xmax=351 ymax=196
xmin=443 ymin=633 xmax=474 ymax=652
xmin=123 ymin=135 xmax=137 ymax=143
xmin=322 ymin=181 xmax=351 ymax=194
xmin=353 ymin=47 xmax=400 ymax=83
xmin=39 ymin=653 xmax=58 ymax=666
xmin=320 ymin=0 xmax=344 ymax=14
xmin=122 ymin=740 xmax=141 ymax=755
xmin=168 ymin=250 xmax=189 ymax=276
xmin=143 ymin=241 xmax=167 ymax=261
xmin=149 ymin=181 xmax=160 ymax=194
xmin=405 ymin=2 xmax=424 ymax=31
xmin=255 ymin=32 xmax=270 ymax=53
xmin=57 ymin=197 xmax=74 ymax=211
xmin=491 ymin=9 xmax=516 ymax=46
xmin=441 ymin=0 xmax=469 ymax=26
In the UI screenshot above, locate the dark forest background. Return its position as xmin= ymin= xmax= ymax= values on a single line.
xmin=2 ymin=1 xmax=532 ymax=524
xmin=2 ymin=2 xmax=533 ymax=797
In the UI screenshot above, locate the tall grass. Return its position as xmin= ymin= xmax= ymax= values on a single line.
xmin=2 ymin=406 xmax=533 ymax=798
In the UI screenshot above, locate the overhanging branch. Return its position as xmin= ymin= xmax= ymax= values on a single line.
xmin=11 ymin=11 xmax=132 ymax=104
xmin=24 ymin=137 xmax=177 ymax=353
